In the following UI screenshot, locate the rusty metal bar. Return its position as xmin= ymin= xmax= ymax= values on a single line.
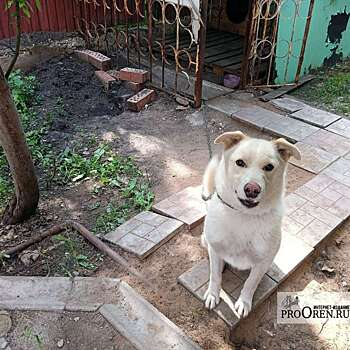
xmin=295 ymin=0 xmax=315 ymax=82
xmin=148 ymin=0 xmax=153 ymax=82
xmin=194 ymin=0 xmax=208 ymax=108
xmin=240 ymin=0 xmax=256 ymax=88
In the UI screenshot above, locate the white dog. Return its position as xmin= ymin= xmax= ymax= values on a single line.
xmin=201 ymin=131 xmax=301 ymax=318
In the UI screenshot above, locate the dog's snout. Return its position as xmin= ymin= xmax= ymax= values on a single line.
xmin=244 ymin=182 xmax=261 ymax=199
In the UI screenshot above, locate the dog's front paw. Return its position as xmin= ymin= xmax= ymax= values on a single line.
xmin=234 ymin=296 xmax=252 ymax=318
xmin=204 ymin=288 xmax=220 ymax=310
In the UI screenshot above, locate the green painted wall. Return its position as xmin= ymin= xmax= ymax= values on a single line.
xmin=275 ymin=0 xmax=350 ymax=84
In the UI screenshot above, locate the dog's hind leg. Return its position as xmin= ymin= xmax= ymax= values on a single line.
xmin=204 ymin=246 xmax=224 ymax=309
xmin=202 ymin=155 xmax=219 ymax=200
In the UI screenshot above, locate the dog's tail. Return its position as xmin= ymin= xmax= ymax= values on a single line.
xmin=202 ymin=154 xmax=219 ymax=200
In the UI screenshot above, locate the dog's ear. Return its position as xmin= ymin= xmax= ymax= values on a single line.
xmin=274 ymin=138 xmax=301 ymax=161
xmin=214 ymin=131 xmax=246 ymax=150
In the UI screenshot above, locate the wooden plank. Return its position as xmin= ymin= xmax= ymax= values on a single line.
xmin=259 ymin=75 xmax=314 ymax=101
xmin=205 ymin=49 xmax=243 ymax=64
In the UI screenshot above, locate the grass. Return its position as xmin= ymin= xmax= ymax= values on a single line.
xmin=292 ymin=59 xmax=350 ymax=117
xmin=1 ymin=70 xmax=154 ymax=234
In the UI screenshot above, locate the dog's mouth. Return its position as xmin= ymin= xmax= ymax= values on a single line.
xmin=239 ymin=198 xmax=259 ymax=208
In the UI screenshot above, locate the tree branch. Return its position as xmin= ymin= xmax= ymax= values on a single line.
xmin=5 ymin=0 xmax=21 ymax=79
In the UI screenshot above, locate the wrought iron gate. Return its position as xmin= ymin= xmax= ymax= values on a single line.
xmin=241 ymin=0 xmax=315 ymax=88
xmin=74 ymin=0 xmax=208 ymax=107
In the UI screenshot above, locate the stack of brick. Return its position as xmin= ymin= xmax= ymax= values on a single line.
xmin=75 ymin=50 xmax=156 ymax=110
xmin=119 ymin=67 xmax=156 ymax=112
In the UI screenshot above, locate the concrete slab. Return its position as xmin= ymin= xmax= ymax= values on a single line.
xmin=269 ymin=231 xmax=314 ymax=283
xmin=0 ymin=338 xmax=8 ymax=350
xmin=152 ymin=186 xmax=206 ymax=229
xmin=104 ymin=211 xmax=184 ymax=259
xmin=294 ymin=185 xmax=335 ymax=209
xmin=66 ymin=278 xmax=121 ymax=312
xmin=291 ymin=106 xmax=341 ymax=127
xmin=322 ymin=157 xmax=350 ymax=187
xmin=271 ymin=97 xmax=308 ymax=113
xmin=0 ymin=277 xmax=72 ymax=311
xmin=289 ymin=142 xmax=339 ymax=174
xmin=264 ymin=116 xmax=319 ymax=142
xmin=302 ymin=129 xmax=350 ymax=157
xmin=232 ymin=105 xmax=283 ymax=130
xmin=206 ymin=95 xmax=242 ymax=115
xmin=297 ymin=218 xmax=334 ymax=248
xmin=285 ymin=193 xmax=307 ymax=215
xmin=100 ymin=282 xmax=201 ymax=350
xmin=326 ymin=118 xmax=350 ymax=139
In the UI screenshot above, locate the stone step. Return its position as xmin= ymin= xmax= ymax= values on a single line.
xmin=104 ymin=211 xmax=184 ymax=259
xmin=152 ymin=186 xmax=206 ymax=229
xmin=290 ymin=106 xmax=341 ymax=128
xmin=100 ymin=281 xmax=202 ymax=350
xmin=288 ymin=142 xmax=339 ymax=174
xmin=326 ymin=118 xmax=350 ymax=139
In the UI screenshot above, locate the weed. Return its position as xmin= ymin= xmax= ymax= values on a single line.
xmin=292 ymin=59 xmax=350 ymax=117
xmin=52 ymin=234 xmax=98 ymax=276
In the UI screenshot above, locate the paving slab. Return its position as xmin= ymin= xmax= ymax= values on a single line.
xmin=326 ymin=118 xmax=350 ymax=139
xmin=322 ymin=157 xmax=350 ymax=187
xmin=285 ymin=193 xmax=308 ymax=215
xmin=327 ymin=196 xmax=350 ymax=220
xmin=0 ymin=338 xmax=8 ymax=350
xmin=152 ymin=186 xmax=206 ymax=229
xmin=294 ymin=184 xmax=335 ymax=209
xmin=304 ymin=173 xmax=335 ymax=193
xmin=178 ymin=258 xmax=280 ymax=328
xmin=297 ymin=218 xmax=334 ymax=248
xmin=66 ymin=278 xmax=121 ymax=312
xmin=0 ymin=277 xmax=72 ymax=311
xmin=264 ymin=115 xmax=319 ymax=142
xmin=206 ymin=95 xmax=242 ymax=115
xmin=302 ymin=129 xmax=350 ymax=157
xmin=104 ymin=211 xmax=184 ymax=259
xmin=232 ymin=105 xmax=283 ymax=130
xmin=289 ymin=142 xmax=339 ymax=174
xmin=100 ymin=281 xmax=201 ymax=350
xmin=268 ymin=231 xmax=314 ymax=283
xmin=290 ymin=106 xmax=341 ymax=127
xmin=271 ymin=97 xmax=308 ymax=113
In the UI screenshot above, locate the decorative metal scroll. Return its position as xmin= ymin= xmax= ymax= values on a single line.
xmin=73 ymin=0 xmax=206 ymax=106
xmin=242 ymin=0 xmax=315 ymax=88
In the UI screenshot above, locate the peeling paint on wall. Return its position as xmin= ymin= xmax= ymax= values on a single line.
xmin=324 ymin=8 xmax=349 ymax=66
xmin=326 ymin=9 xmax=350 ymax=44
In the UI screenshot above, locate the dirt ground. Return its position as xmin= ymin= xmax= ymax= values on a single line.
xmin=0 ymin=47 xmax=349 ymax=349
xmin=7 ymin=310 xmax=135 ymax=350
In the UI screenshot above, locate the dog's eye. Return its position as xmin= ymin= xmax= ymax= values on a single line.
xmin=263 ymin=163 xmax=274 ymax=171
xmin=236 ymin=159 xmax=246 ymax=167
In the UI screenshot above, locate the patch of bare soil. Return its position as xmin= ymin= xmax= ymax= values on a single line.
xmin=8 ymin=310 xmax=135 ymax=350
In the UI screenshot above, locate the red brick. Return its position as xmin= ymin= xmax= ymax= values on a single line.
xmin=95 ymin=71 xmax=116 ymax=90
xmin=119 ymin=68 xmax=149 ymax=83
xmin=127 ymin=89 xmax=155 ymax=112
xmin=108 ymin=70 xmax=120 ymax=80
xmin=124 ymin=81 xmax=145 ymax=93
xmin=75 ymin=49 xmax=111 ymax=71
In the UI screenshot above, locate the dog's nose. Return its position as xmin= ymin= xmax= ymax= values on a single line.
xmin=244 ymin=182 xmax=261 ymax=199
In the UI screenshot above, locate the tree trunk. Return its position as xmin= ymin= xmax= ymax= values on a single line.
xmin=5 ymin=0 xmax=21 ymax=79
xmin=0 ymin=66 xmax=39 ymax=224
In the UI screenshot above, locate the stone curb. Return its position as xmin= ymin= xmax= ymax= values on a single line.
xmin=0 ymin=277 xmax=202 ymax=350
